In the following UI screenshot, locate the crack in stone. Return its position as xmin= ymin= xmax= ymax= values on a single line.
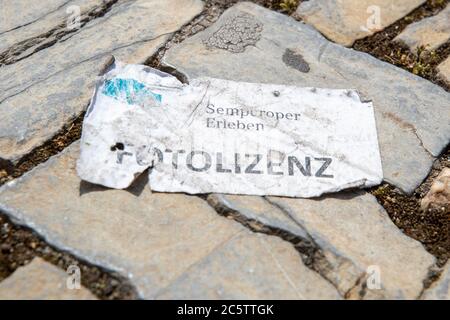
xmin=0 ymin=0 xmax=119 ymax=66
xmin=153 ymin=230 xmax=245 ymax=299
xmin=259 ymin=235 xmax=306 ymax=300
xmin=382 ymin=111 xmax=435 ymax=158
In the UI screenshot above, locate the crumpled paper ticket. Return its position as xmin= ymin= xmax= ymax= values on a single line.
xmin=77 ymin=60 xmax=383 ymax=197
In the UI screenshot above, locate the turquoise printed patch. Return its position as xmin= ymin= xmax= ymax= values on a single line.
xmin=102 ymin=78 xmax=162 ymax=106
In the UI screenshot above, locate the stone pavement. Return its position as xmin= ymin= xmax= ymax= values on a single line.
xmin=0 ymin=0 xmax=449 ymax=300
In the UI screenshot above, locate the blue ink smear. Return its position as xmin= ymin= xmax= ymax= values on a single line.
xmin=102 ymin=78 xmax=162 ymax=106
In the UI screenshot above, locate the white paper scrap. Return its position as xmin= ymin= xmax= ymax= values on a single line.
xmin=77 ymin=60 xmax=383 ymax=197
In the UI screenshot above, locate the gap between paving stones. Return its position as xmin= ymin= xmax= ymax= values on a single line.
xmin=261 ymin=196 xmax=370 ymax=299
xmin=200 ymin=193 xmax=346 ymax=298
xmin=0 ymin=0 xmax=119 ymax=66
xmin=202 ymin=191 xmax=445 ymax=299
xmin=351 ymin=0 xmax=450 ymax=91
xmin=0 ymin=0 xmax=448 ymax=299
xmin=203 ymin=189 xmax=448 ymax=299
xmin=371 ymin=145 xmax=450 ymax=266
xmin=0 ymin=213 xmax=138 ymax=299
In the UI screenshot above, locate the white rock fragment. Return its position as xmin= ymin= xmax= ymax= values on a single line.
xmin=420 ymin=167 xmax=450 ymax=212
xmin=77 ymin=60 xmax=383 ymax=197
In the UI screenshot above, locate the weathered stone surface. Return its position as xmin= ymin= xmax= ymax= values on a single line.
xmin=422 ymin=261 xmax=450 ymax=300
xmin=438 ymin=56 xmax=450 ymax=84
xmin=163 ymin=2 xmax=450 ymax=194
xmin=157 ymin=232 xmax=341 ymax=299
xmin=0 ymin=143 xmax=339 ymax=299
xmin=296 ymin=0 xmax=426 ymax=47
xmin=0 ymin=0 xmax=115 ymax=59
xmin=420 ymin=167 xmax=450 ymax=212
xmin=0 ymin=257 xmax=96 ymax=300
xmin=395 ymin=4 xmax=450 ymax=52
xmin=207 ymin=192 xmax=436 ymax=299
xmin=0 ymin=0 xmax=68 ymax=34
xmin=203 ymin=13 xmax=263 ymax=53
xmin=0 ymin=0 xmax=204 ymax=165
